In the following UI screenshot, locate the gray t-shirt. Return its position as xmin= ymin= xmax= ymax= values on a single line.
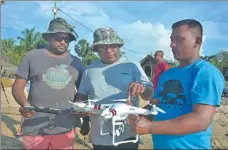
xmin=78 ymin=56 xmax=152 ymax=146
xmin=17 ymin=49 xmax=84 ymax=136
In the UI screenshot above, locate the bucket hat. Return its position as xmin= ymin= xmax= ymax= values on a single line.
xmin=92 ymin=28 xmax=124 ymax=51
xmin=42 ymin=17 xmax=78 ymax=41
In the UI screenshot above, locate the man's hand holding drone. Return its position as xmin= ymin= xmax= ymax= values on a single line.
xmin=128 ymin=114 xmax=153 ymax=135
xmin=127 ymin=98 xmax=165 ymax=135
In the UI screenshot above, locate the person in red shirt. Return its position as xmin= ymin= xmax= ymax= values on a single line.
xmin=152 ymin=50 xmax=170 ymax=90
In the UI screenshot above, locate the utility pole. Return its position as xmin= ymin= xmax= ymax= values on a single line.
xmin=0 ymin=0 xmax=4 ymax=5
xmin=52 ymin=2 xmax=58 ymax=19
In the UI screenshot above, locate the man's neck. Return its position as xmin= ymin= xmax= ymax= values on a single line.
xmin=101 ymin=57 xmax=121 ymax=65
xmin=179 ymin=56 xmax=201 ymax=68
xmin=156 ymin=59 xmax=163 ymax=63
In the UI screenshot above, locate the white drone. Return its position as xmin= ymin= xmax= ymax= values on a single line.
xmin=69 ymin=99 xmax=165 ymax=146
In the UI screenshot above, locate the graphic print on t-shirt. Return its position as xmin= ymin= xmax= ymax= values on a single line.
xmin=158 ymin=80 xmax=186 ymax=105
xmin=42 ymin=64 xmax=72 ymax=89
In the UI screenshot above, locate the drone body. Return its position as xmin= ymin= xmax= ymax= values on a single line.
xmin=100 ymin=103 xmax=162 ymax=119
xmin=69 ymin=99 xmax=165 ymax=146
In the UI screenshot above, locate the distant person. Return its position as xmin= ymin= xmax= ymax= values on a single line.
xmin=12 ymin=17 xmax=84 ymax=149
xmin=128 ymin=19 xmax=225 ymax=149
xmin=152 ymin=50 xmax=170 ymax=90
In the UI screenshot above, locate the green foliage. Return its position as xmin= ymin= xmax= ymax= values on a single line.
xmin=202 ymin=50 xmax=228 ymax=73
xmin=219 ymin=50 xmax=228 ymax=69
xmin=75 ymin=39 xmax=91 ymax=58
xmin=75 ymin=39 xmax=99 ymax=66
xmin=1 ymin=28 xmax=47 ymax=66
xmin=2 ymin=28 xmax=99 ymax=67
xmin=82 ymin=52 xmax=99 ymax=66
xmin=2 ymin=26 xmax=227 ymax=74
xmin=208 ymin=57 xmax=221 ymax=70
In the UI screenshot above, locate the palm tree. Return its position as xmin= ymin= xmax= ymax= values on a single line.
xmin=1 ymin=38 xmax=15 ymax=57
xmin=75 ymin=39 xmax=91 ymax=58
xmin=75 ymin=39 xmax=99 ymax=66
xmin=17 ymin=28 xmax=46 ymax=53
xmin=14 ymin=28 xmax=47 ymax=66
xmin=2 ymin=28 xmax=47 ymax=66
xmin=1 ymin=38 xmax=19 ymax=65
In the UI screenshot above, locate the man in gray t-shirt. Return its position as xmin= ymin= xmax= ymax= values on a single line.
xmin=75 ymin=28 xmax=154 ymax=149
xmin=12 ymin=17 xmax=84 ymax=149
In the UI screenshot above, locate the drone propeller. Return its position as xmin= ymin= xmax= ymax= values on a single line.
xmin=148 ymin=103 xmax=166 ymax=114
xmin=88 ymin=99 xmax=101 ymax=102
xmin=110 ymin=99 xmax=128 ymax=102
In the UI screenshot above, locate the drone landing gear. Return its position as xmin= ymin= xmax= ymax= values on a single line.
xmin=100 ymin=115 xmax=139 ymax=146
xmin=112 ymin=115 xmax=138 ymax=146
xmin=100 ymin=118 xmax=111 ymax=136
xmin=111 ymin=120 xmax=125 ymax=136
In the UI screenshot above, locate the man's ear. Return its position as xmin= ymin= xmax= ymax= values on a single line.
xmin=194 ymin=36 xmax=202 ymax=48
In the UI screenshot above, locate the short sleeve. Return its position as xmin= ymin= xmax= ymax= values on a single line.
xmin=191 ymin=64 xmax=225 ymax=107
xmin=16 ymin=53 xmax=31 ymax=80
xmin=163 ymin=61 xmax=170 ymax=71
xmin=132 ymin=61 xmax=153 ymax=87
xmin=77 ymin=69 xmax=91 ymax=96
xmin=71 ymin=55 xmax=85 ymax=89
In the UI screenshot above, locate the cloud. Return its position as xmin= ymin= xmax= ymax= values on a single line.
xmin=35 ymin=1 xmax=174 ymax=62
xmin=2 ymin=1 xmax=49 ymax=34
xmin=3 ymin=21 xmax=34 ymax=31
xmin=35 ymin=1 xmax=56 ymax=18
xmin=2 ymin=2 xmax=35 ymax=31
xmin=202 ymin=21 xmax=228 ymax=40
xmin=116 ymin=20 xmax=173 ymax=61
xmin=200 ymin=35 xmax=206 ymax=56
xmin=3 ymin=1 xmax=228 ymax=61
xmin=36 ymin=1 xmax=111 ymax=30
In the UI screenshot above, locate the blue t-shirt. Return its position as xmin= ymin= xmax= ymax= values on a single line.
xmin=152 ymin=59 xmax=225 ymax=149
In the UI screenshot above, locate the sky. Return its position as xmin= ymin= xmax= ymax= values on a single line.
xmin=2 ymin=1 xmax=228 ymax=62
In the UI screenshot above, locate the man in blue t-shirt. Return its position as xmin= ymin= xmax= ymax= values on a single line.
xmin=128 ymin=19 xmax=225 ymax=149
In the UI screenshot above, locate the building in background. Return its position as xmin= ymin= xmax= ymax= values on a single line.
xmin=140 ymin=54 xmax=176 ymax=80
xmin=140 ymin=55 xmax=156 ymax=80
